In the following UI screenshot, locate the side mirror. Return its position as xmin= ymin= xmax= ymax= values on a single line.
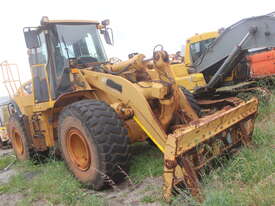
xmin=23 ymin=28 xmax=40 ymax=49
xmin=103 ymin=28 xmax=114 ymax=45
xmin=101 ymin=19 xmax=110 ymax=26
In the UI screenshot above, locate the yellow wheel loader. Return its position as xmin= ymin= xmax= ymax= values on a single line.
xmin=0 ymin=101 xmax=11 ymax=149
xmin=4 ymin=17 xmax=258 ymax=201
xmin=0 ymin=126 xmax=9 ymax=149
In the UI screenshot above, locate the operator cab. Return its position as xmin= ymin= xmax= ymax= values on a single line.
xmin=184 ymin=31 xmax=219 ymax=66
xmin=23 ymin=17 xmax=113 ymax=104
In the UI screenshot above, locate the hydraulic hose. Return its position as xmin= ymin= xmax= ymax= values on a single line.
xmin=100 ymin=65 xmax=131 ymax=75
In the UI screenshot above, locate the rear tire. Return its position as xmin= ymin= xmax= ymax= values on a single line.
xmin=58 ymin=99 xmax=129 ymax=190
xmin=8 ymin=115 xmax=31 ymax=161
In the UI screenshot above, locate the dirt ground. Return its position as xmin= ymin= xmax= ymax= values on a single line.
xmin=0 ymin=148 xmax=12 ymax=157
xmin=0 ymin=149 xmax=21 ymax=206
xmin=0 ymin=149 xmax=15 ymax=185
xmin=0 ymin=150 xmax=57 ymax=206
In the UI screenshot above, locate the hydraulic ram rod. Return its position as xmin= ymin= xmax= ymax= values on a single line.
xmin=206 ymin=30 xmax=253 ymax=89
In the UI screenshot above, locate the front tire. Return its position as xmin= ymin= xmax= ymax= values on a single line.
xmin=58 ymin=100 xmax=129 ymax=190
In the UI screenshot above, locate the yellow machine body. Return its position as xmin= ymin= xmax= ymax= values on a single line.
xmin=170 ymin=64 xmax=206 ymax=91
xmin=0 ymin=104 xmax=10 ymax=146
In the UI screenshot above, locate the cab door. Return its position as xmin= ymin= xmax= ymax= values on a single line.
xmin=25 ymin=29 xmax=55 ymax=147
xmin=28 ymin=31 xmax=50 ymax=104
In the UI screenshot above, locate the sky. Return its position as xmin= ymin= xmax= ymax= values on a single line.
xmin=0 ymin=0 xmax=274 ymax=96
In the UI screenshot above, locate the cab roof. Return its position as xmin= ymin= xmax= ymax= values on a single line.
xmin=46 ymin=20 xmax=99 ymax=24
xmin=186 ymin=31 xmax=219 ymax=44
xmin=40 ymin=17 xmax=99 ymax=26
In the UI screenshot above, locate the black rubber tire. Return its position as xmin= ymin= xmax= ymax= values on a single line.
xmin=180 ymin=86 xmax=201 ymax=116
xmin=58 ymin=99 xmax=130 ymax=190
xmin=8 ymin=114 xmax=31 ymax=161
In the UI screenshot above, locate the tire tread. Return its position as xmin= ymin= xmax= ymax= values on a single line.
xmin=58 ymin=99 xmax=129 ymax=189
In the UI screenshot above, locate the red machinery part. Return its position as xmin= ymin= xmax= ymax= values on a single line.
xmin=247 ymin=49 xmax=275 ymax=78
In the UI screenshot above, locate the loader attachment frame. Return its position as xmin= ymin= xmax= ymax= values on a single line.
xmin=191 ymin=14 xmax=275 ymax=92
xmin=81 ymin=57 xmax=259 ymax=202
xmin=163 ymin=97 xmax=258 ymax=201
xmin=196 ymin=15 xmax=275 ymax=74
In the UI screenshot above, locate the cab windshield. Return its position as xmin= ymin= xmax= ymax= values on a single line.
xmin=46 ymin=23 xmax=108 ymax=98
xmin=190 ymin=38 xmax=216 ymax=63
xmin=53 ymin=24 xmax=107 ymax=64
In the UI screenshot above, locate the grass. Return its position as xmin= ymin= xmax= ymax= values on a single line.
xmin=201 ymin=135 xmax=275 ymax=206
xmin=257 ymin=90 xmax=275 ymax=121
xmin=129 ymin=142 xmax=163 ymax=184
xmin=0 ymin=88 xmax=274 ymax=205
xmin=0 ymin=155 xmax=15 ymax=170
xmin=0 ymin=160 xmax=104 ymax=206
xmin=141 ymin=195 xmax=157 ymax=203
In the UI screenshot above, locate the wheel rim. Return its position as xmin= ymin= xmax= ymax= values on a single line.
xmin=13 ymin=130 xmax=24 ymax=155
xmin=66 ymin=128 xmax=91 ymax=171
